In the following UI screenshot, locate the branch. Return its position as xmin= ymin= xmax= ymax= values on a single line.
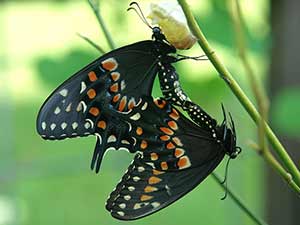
xmin=249 ymin=142 xmax=300 ymax=194
xmin=212 ymin=173 xmax=269 ymax=225
xmin=87 ymin=0 xmax=116 ymax=50
xmin=177 ymin=0 xmax=300 ymax=188
xmin=77 ymin=33 xmax=106 ymax=54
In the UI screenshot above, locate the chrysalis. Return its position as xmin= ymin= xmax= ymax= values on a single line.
xmin=148 ymin=2 xmax=197 ymax=49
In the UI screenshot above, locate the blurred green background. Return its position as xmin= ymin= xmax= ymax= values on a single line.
xmin=1 ymin=0 xmax=298 ymax=225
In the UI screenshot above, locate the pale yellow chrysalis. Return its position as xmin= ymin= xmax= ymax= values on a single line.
xmin=148 ymin=2 xmax=197 ymax=49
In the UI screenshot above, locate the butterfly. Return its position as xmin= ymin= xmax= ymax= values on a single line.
xmin=104 ymin=96 xmax=240 ymax=220
xmin=36 ymin=1 xmax=241 ymax=220
xmin=36 ymin=6 xmax=188 ymax=173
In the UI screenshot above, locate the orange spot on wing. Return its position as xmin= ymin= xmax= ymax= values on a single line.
xmin=166 ymin=142 xmax=175 ymax=149
xmin=136 ymin=127 xmax=143 ymax=136
xmin=88 ymin=71 xmax=97 ymax=82
xmin=153 ymin=169 xmax=165 ymax=175
xmin=97 ymin=120 xmax=106 ymax=130
xmin=148 ymin=176 xmax=161 ymax=184
xmin=118 ymin=96 xmax=127 ymax=112
xmin=112 ymin=94 xmax=121 ymax=102
xmin=177 ymin=156 xmax=191 ymax=169
xmin=101 ymin=58 xmax=118 ymax=71
xmin=174 ymin=148 xmax=185 ymax=158
xmin=111 ymin=72 xmax=120 ymax=81
xmin=150 ymin=153 xmax=158 ymax=161
xmin=168 ymin=121 xmax=178 ymax=130
xmin=154 ymin=98 xmax=166 ymax=109
xmin=127 ymin=98 xmax=136 ymax=110
xmin=160 ymin=127 xmax=174 ymax=135
xmin=140 ymin=140 xmax=148 ymax=150
xmin=161 ymin=161 xmax=168 ymax=170
xmin=89 ymin=107 xmax=100 ymax=116
xmin=110 ymin=83 xmax=119 ymax=93
xmin=160 ymin=135 xmax=170 ymax=141
xmin=172 ymin=137 xmax=183 ymax=146
xmin=140 ymin=195 xmax=153 ymax=201
xmin=144 ymin=186 xmax=158 ymax=193
xmin=169 ymin=108 xmax=179 ymax=120
xmin=87 ymin=89 xmax=96 ymax=99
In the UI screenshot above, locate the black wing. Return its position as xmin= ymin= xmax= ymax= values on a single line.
xmin=36 ymin=40 xmax=161 ymax=140
xmin=106 ymin=96 xmax=225 ymax=220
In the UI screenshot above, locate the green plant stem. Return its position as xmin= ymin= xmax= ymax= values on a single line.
xmin=249 ymin=142 xmax=300 ymax=194
xmin=230 ymin=0 xmax=269 ymax=153
xmin=87 ymin=0 xmax=116 ymax=50
xmin=229 ymin=0 xmax=300 ymax=194
xmin=177 ymin=0 xmax=300 ymax=187
xmin=77 ymin=33 xmax=106 ymax=54
xmin=212 ymin=173 xmax=268 ymax=225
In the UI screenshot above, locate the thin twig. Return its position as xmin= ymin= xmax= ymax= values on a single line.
xmin=87 ymin=0 xmax=116 ymax=50
xmin=177 ymin=0 xmax=300 ymax=187
xmin=77 ymin=33 xmax=106 ymax=54
xmin=212 ymin=173 xmax=269 ymax=225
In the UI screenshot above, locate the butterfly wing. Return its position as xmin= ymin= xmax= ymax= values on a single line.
xmin=106 ymin=153 xmax=223 ymax=220
xmin=106 ymin=97 xmax=225 ymax=220
xmin=36 ymin=41 xmax=162 ymax=140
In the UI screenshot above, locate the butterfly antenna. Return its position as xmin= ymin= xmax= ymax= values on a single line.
xmin=176 ymin=53 xmax=208 ymax=61
xmin=221 ymin=103 xmax=227 ymax=125
xmin=221 ymin=157 xmax=231 ymax=200
xmin=127 ymin=2 xmax=152 ymax=29
xmin=228 ymin=112 xmax=236 ymax=134
xmin=221 ymin=103 xmax=228 ymax=140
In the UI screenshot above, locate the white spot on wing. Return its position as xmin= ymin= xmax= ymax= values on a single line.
xmin=119 ymin=203 xmax=126 ymax=209
xmin=59 ymin=89 xmax=68 ymax=97
xmin=80 ymin=81 xmax=86 ymax=94
xmin=117 ymin=211 xmax=124 ymax=216
xmin=138 ymin=166 xmax=145 ymax=172
xmin=120 ymin=80 xmax=126 ymax=91
xmin=151 ymin=202 xmax=160 ymax=208
xmin=141 ymin=102 xmax=148 ymax=110
xmin=72 ymin=122 xmax=78 ymax=129
xmin=133 ymin=203 xmax=142 ymax=210
xmin=128 ymin=186 xmax=135 ymax=191
xmin=108 ymin=135 xmax=116 ymax=143
xmin=84 ymin=122 xmax=91 ymax=129
xmin=41 ymin=122 xmax=46 ymax=130
xmin=133 ymin=176 xmax=140 ymax=182
xmin=54 ymin=106 xmax=61 ymax=115
xmin=124 ymin=195 xmax=131 ymax=200
xmin=61 ymin=122 xmax=67 ymax=130
xmin=50 ymin=123 xmax=56 ymax=130
xmin=121 ymin=140 xmax=130 ymax=145
xmin=65 ymin=103 xmax=72 ymax=112
xmin=130 ymin=113 xmax=141 ymax=121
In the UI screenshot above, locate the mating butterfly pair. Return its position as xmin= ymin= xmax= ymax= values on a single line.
xmin=36 ymin=4 xmax=240 ymax=221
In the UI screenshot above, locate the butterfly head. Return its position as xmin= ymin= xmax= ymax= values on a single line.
xmin=219 ymin=105 xmax=242 ymax=159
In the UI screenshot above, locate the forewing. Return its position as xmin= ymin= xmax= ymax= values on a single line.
xmin=36 ymin=41 xmax=159 ymax=140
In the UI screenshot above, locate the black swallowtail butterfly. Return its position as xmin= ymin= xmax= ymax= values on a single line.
xmin=36 ymin=2 xmax=241 ymax=220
